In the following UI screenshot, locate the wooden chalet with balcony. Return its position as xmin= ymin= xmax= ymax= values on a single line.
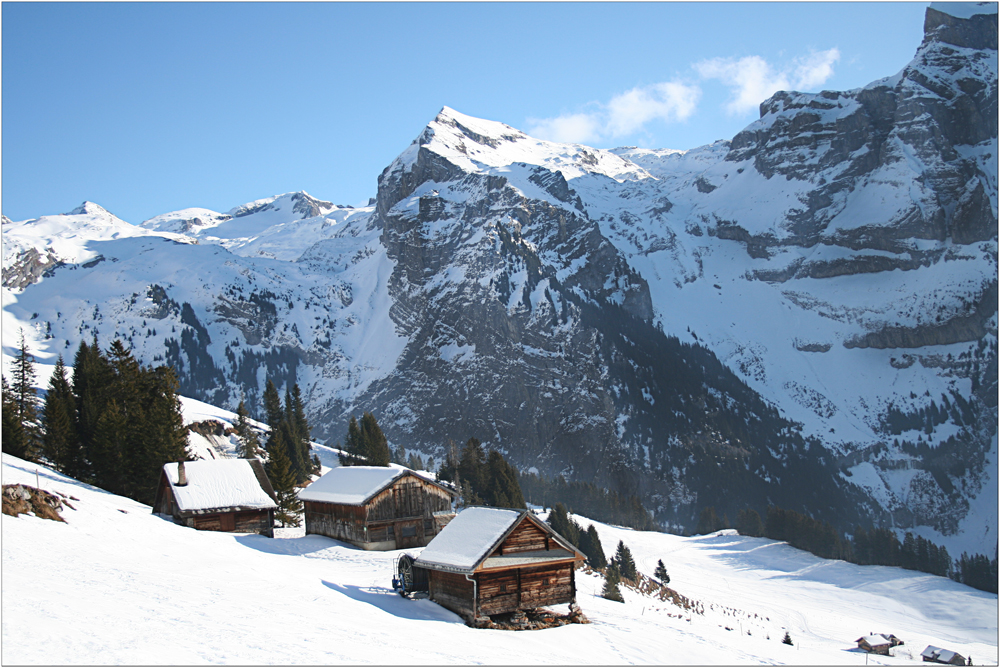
xmin=413 ymin=507 xmax=586 ymax=626
xmin=299 ymin=466 xmax=456 ymax=550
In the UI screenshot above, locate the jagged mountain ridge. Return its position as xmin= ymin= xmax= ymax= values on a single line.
xmin=2 ymin=4 xmax=996 ymax=551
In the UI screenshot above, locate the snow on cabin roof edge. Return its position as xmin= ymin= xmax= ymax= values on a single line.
xmin=163 ymin=460 xmax=277 ymax=512
xmin=298 ymin=465 xmax=455 ymax=506
xmin=414 ymin=507 xmax=526 ymax=573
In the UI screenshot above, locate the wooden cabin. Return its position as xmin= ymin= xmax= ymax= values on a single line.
xmin=413 ymin=507 xmax=586 ymax=625
xmin=299 ymin=466 xmax=456 ymax=550
xmin=922 ymin=646 xmax=968 ymax=665
xmin=152 ymin=459 xmax=277 ymax=537
xmin=856 ymin=634 xmax=902 ymax=655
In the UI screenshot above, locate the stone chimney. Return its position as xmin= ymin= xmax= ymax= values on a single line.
xmin=177 ymin=461 xmax=188 ymax=486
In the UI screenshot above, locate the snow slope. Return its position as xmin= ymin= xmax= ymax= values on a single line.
xmin=2 ymin=453 xmax=996 ymax=665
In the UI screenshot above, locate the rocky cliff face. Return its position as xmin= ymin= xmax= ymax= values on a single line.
xmin=2 ymin=5 xmax=995 ymax=548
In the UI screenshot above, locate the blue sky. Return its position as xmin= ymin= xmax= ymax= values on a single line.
xmin=3 ymin=2 xmax=929 ymax=224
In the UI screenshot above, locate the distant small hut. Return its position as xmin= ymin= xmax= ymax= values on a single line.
xmin=153 ymin=459 xmax=277 ymax=537
xmin=413 ymin=507 xmax=586 ymax=626
xmin=299 ymin=466 xmax=456 ymax=550
xmin=856 ymin=634 xmax=903 ymax=655
xmin=922 ymin=646 xmax=968 ymax=665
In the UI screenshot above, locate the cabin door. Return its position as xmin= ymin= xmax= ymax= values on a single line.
xmin=396 ymin=521 xmax=421 ymax=549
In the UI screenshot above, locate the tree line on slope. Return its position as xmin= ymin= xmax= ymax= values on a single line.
xmin=697 ymin=503 xmax=998 ymax=594
xmin=3 ymin=334 xmax=188 ymax=506
xmin=2 ymin=334 xmax=317 ymax=527
xmin=519 ymin=471 xmax=658 ymax=531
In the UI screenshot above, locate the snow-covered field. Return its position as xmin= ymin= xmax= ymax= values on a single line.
xmin=2 ymin=452 xmax=996 ymax=665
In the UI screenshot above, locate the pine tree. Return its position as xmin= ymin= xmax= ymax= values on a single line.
xmin=614 ymin=540 xmax=638 ymax=582
xmin=782 ymin=631 xmax=793 ymax=646
xmin=233 ymin=400 xmax=261 ymax=458
xmin=262 ymin=380 xmax=283 ymax=432
xmin=360 ymin=412 xmax=389 ymax=466
xmin=601 ymin=562 xmax=624 ymax=602
xmin=267 ymin=434 xmax=303 ymax=528
xmin=9 ymin=331 xmax=41 ymax=460
xmin=42 ymin=356 xmax=78 ymax=471
xmin=547 ymin=503 xmax=581 ymax=547
xmin=482 ymin=450 xmax=525 ymax=508
xmin=289 ymin=383 xmax=312 ymax=473
xmin=654 ymin=559 xmax=670 ymax=585
xmin=736 ymin=508 xmax=764 ymax=537
xmin=579 ymin=524 xmax=607 ymax=568
xmin=72 ymin=337 xmax=111 ymax=482
xmin=343 ymin=415 xmax=362 ymax=466
xmin=457 ymin=437 xmax=486 ymax=503
xmin=697 ymin=506 xmax=721 ymax=535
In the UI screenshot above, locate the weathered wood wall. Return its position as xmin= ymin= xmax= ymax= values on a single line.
xmin=477 ymin=563 xmax=574 ymax=615
xmin=304 ymin=474 xmax=454 ymax=549
xmin=186 ymin=509 xmax=273 ymax=537
xmin=495 ymin=519 xmax=552 ymax=554
xmin=429 ymin=570 xmax=476 ymax=621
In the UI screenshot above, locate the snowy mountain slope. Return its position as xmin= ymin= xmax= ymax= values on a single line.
xmin=2 ymin=452 xmax=996 ymax=665
xmin=2 ymin=4 xmax=995 ymax=552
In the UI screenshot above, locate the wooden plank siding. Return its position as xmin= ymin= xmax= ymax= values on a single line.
xmin=492 ymin=519 xmax=552 ymax=555
xmin=477 ymin=563 xmax=575 ymax=616
xmin=303 ymin=472 xmax=455 ymax=550
xmin=429 ymin=570 xmax=477 ymax=621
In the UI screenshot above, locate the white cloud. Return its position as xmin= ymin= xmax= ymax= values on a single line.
xmin=526 ymin=113 xmax=604 ymax=145
xmin=695 ymin=48 xmax=841 ymax=116
xmin=527 ymin=80 xmax=701 ymax=145
xmin=793 ymin=48 xmax=841 ymax=90
xmin=606 ymin=82 xmax=701 ymax=137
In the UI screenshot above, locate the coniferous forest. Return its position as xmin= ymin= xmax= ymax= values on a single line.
xmin=3 ymin=336 xmax=189 ymax=506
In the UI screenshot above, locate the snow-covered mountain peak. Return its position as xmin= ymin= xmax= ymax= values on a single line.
xmin=385 ymin=107 xmax=654 ymax=202
xmin=65 ymin=201 xmax=115 ymax=217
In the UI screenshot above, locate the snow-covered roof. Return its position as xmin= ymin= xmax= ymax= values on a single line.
xmin=415 ymin=507 xmax=523 ymax=572
xmin=859 ymin=634 xmax=891 ymax=646
xmin=922 ymin=646 xmax=964 ymax=663
xmin=164 ymin=460 xmax=276 ymax=512
xmin=297 ymin=465 xmax=448 ymax=505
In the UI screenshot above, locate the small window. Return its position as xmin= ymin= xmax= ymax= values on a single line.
xmin=500 ymin=583 xmax=508 ymax=593
xmin=401 ymin=525 xmax=417 ymax=538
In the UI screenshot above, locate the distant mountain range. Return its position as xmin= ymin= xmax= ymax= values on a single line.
xmin=3 ymin=3 xmax=996 ymax=554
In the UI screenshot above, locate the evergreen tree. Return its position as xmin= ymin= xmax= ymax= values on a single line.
xmin=266 ymin=434 xmax=303 ymax=528
xmin=90 ymin=398 xmax=129 ymax=498
xmin=457 ymin=437 xmax=486 ymax=501
xmin=343 ymin=415 xmax=362 ymax=465
xmin=42 ymin=356 xmax=78 ymax=472
xmin=782 ymin=631 xmax=793 ymax=646
xmin=262 ymin=380 xmax=284 ymax=433
xmin=613 ymin=540 xmax=638 ymax=582
xmin=72 ymin=337 xmax=112 ymax=482
xmin=601 ymin=562 xmax=624 ymax=602
xmin=736 ymin=508 xmax=764 ymax=537
xmin=360 ymin=412 xmax=390 ymax=466
xmin=547 ymin=503 xmax=581 ymax=547
xmin=233 ymin=400 xmax=261 ymax=458
xmin=1 ymin=375 xmax=28 ymax=458
xmin=697 ymin=506 xmax=721 ymax=535
xmin=482 ymin=450 xmax=526 ymax=508
xmin=579 ymin=524 xmax=607 ymax=568
xmin=654 ymin=559 xmax=670 ymax=585
xmin=289 ymin=383 xmax=312 ymax=468
xmin=9 ymin=331 xmax=41 ymax=460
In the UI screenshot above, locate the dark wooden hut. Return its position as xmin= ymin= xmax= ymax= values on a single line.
xmin=413 ymin=507 xmax=586 ymax=625
xmin=152 ymin=459 xmax=277 ymax=537
xmin=299 ymin=466 xmax=456 ymax=550
xmin=856 ymin=634 xmax=901 ymax=655
xmin=922 ymin=646 xmax=967 ymax=665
